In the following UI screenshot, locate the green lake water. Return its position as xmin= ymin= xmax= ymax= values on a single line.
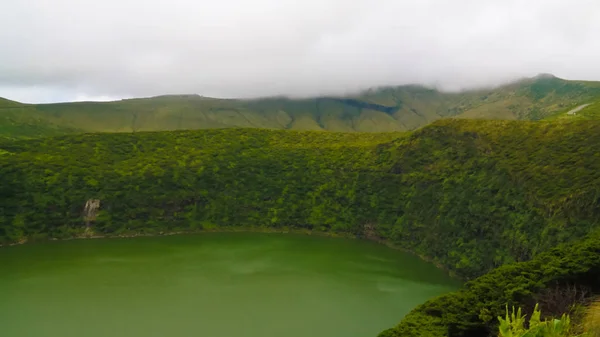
xmin=0 ymin=233 xmax=460 ymax=337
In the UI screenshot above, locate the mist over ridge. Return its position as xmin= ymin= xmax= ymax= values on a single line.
xmin=2 ymin=0 xmax=600 ymax=103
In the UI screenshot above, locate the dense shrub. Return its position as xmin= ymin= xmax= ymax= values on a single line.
xmin=1 ymin=119 xmax=600 ymax=336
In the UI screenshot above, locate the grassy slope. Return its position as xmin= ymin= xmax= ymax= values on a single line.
xmin=2 ymin=75 xmax=600 ymax=139
xmin=0 ymin=97 xmax=24 ymax=108
xmin=547 ymin=100 xmax=600 ymax=121
xmin=1 ymin=118 xmax=600 ymax=336
xmin=0 ymin=99 xmax=81 ymax=140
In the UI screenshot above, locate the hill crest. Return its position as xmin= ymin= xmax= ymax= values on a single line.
xmin=1 ymin=75 xmax=600 ymax=139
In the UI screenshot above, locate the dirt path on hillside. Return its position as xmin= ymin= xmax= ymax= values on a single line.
xmin=567 ymin=103 xmax=591 ymax=115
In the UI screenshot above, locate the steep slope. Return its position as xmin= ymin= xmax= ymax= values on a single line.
xmin=2 ymin=120 xmax=599 ymax=272
xmin=2 ymin=75 xmax=600 ymax=139
xmin=0 ymin=103 xmax=81 ymax=140
xmin=383 ymin=234 xmax=600 ymax=337
xmin=1 ymin=119 xmax=600 ymax=336
xmin=0 ymin=97 xmax=23 ymax=108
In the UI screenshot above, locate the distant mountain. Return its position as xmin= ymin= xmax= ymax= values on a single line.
xmin=2 ymin=75 xmax=600 ymax=139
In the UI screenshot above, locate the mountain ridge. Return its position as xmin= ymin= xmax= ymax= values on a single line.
xmin=2 ymin=75 xmax=600 ymax=139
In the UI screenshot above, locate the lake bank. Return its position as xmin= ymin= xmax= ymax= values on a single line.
xmin=0 ymin=226 xmax=460 ymax=279
xmin=0 ymin=232 xmax=461 ymax=337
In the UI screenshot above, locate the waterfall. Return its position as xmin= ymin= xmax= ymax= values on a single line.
xmin=83 ymin=199 xmax=101 ymax=227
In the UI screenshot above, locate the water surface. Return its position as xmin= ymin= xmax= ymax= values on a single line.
xmin=0 ymin=233 xmax=460 ymax=337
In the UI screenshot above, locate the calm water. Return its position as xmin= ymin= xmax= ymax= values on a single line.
xmin=0 ymin=233 xmax=460 ymax=337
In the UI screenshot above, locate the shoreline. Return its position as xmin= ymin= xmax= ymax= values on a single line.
xmin=0 ymin=227 xmax=461 ymax=280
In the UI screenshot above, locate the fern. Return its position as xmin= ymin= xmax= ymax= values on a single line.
xmin=498 ymin=304 xmax=586 ymax=337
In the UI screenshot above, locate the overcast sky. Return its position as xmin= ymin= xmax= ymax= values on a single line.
xmin=1 ymin=0 xmax=600 ymax=103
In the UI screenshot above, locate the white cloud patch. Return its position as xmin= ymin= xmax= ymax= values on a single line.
xmin=1 ymin=0 xmax=600 ymax=102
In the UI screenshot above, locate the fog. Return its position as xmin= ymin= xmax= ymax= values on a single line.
xmin=1 ymin=0 xmax=599 ymax=103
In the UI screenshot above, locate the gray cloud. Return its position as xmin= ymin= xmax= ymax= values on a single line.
xmin=1 ymin=0 xmax=600 ymax=103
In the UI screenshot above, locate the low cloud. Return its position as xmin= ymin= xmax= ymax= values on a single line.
xmin=1 ymin=0 xmax=600 ymax=102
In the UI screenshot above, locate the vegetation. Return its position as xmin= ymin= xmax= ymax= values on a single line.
xmin=498 ymin=304 xmax=576 ymax=337
xmin=549 ymin=102 xmax=600 ymax=121
xmin=493 ymin=300 xmax=600 ymax=337
xmin=502 ymin=304 xmax=593 ymax=337
xmin=1 ymin=116 xmax=600 ymax=336
xmin=381 ymin=234 xmax=600 ymax=336
xmin=2 ymin=75 xmax=600 ymax=139
xmin=584 ymin=300 xmax=600 ymax=337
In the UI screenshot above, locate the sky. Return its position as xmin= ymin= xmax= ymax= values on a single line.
xmin=1 ymin=0 xmax=600 ymax=103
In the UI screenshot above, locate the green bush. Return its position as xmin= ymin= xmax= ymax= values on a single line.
xmin=381 ymin=234 xmax=600 ymax=337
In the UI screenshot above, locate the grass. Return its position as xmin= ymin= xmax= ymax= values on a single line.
xmin=2 ymin=75 xmax=600 ymax=139
xmin=584 ymin=300 xmax=600 ymax=337
xmin=547 ymin=101 xmax=600 ymax=121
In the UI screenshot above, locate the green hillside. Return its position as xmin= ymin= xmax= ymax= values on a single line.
xmin=2 ymin=75 xmax=600 ymax=139
xmin=0 ymin=97 xmax=24 ymax=108
xmin=548 ymin=100 xmax=600 ymax=121
xmin=1 ymin=118 xmax=599 ymax=336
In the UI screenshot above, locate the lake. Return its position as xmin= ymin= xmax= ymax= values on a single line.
xmin=0 ymin=233 xmax=460 ymax=337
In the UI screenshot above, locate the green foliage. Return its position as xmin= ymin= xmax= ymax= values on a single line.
xmin=1 ymin=118 xmax=600 ymax=336
xmin=498 ymin=304 xmax=578 ymax=337
xmin=2 ymin=76 xmax=600 ymax=139
xmin=498 ymin=306 xmax=530 ymax=337
xmin=383 ymin=234 xmax=600 ymax=337
xmin=2 ymin=119 xmax=600 ymax=270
